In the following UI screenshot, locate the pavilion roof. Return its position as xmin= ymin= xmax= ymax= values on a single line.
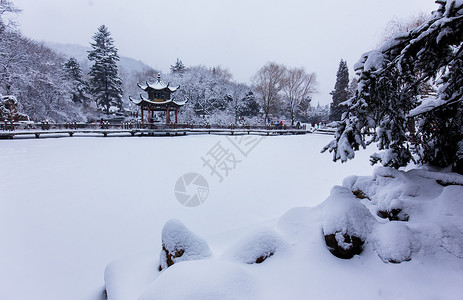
xmin=137 ymin=74 xmax=179 ymax=92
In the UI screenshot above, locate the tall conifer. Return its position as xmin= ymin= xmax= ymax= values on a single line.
xmin=329 ymin=59 xmax=349 ymax=121
xmin=88 ymin=25 xmax=123 ymax=113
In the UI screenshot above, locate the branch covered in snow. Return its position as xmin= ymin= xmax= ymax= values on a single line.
xmin=324 ymin=0 xmax=463 ymax=172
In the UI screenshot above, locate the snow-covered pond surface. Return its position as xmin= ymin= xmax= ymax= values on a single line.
xmin=0 ymin=134 xmax=397 ymax=299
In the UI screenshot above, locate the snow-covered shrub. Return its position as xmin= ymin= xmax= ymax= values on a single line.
xmin=159 ymin=219 xmax=211 ymax=271
xmin=320 ymin=186 xmax=377 ymax=259
xmin=344 ymin=167 xmax=425 ymax=222
xmin=372 ymin=222 xmax=420 ymax=263
xmin=222 ymin=227 xmax=287 ymax=264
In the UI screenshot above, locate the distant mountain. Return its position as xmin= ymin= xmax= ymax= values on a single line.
xmin=45 ymin=41 xmax=159 ymax=106
xmin=45 ymin=41 xmax=155 ymax=76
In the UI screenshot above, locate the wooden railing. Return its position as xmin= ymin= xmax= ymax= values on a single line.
xmin=1 ymin=121 xmax=307 ymax=132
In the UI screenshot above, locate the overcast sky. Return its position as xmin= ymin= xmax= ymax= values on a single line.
xmin=13 ymin=0 xmax=437 ymax=105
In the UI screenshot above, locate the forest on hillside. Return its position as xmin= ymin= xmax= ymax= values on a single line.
xmin=0 ymin=1 xmax=328 ymax=125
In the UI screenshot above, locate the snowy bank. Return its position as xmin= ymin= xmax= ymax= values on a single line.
xmin=104 ymin=166 xmax=463 ymax=299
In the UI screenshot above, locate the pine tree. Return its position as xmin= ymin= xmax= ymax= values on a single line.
xmin=88 ymin=25 xmax=123 ymax=113
xmin=170 ymin=58 xmax=186 ymax=75
xmin=323 ymin=0 xmax=463 ymax=174
xmin=329 ymin=59 xmax=349 ymax=121
xmin=64 ymin=57 xmax=89 ymax=104
xmin=239 ymin=91 xmax=260 ymax=118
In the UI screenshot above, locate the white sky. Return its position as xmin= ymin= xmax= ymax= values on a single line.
xmin=13 ymin=0 xmax=437 ymax=105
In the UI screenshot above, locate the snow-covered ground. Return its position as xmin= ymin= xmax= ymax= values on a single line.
xmin=1 ymin=134 xmax=462 ymax=299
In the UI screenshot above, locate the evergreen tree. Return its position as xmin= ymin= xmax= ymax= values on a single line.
xmin=323 ymin=0 xmax=463 ymax=174
xmin=239 ymin=91 xmax=260 ymax=118
xmin=170 ymin=58 xmax=186 ymax=75
xmin=64 ymin=57 xmax=89 ymax=104
xmin=329 ymin=59 xmax=349 ymax=121
xmin=297 ymin=96 xmax=312 ymax=122
xmin=88 ymin=25 xmax=123 ymax=113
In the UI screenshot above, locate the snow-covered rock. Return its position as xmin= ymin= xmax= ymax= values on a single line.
xmin=159 ymin=219 xmax=211 ymax=271
xmin=221 ymin=227 xmax=287 ymax=264
xmin=320 ymin=186 xmax=377 ymax=258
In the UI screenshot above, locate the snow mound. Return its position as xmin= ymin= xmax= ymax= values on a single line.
xmin=104 ymin=166 xmax=463 ymax=299
xmin=321 ymin=185 xmax=376 ymax=239
xmin=221 ymin=227 xmax=287 ymax=264
xmin=344 ymin=167 xmax=443 ymax=221
xmin=104 ymin=252 xmax=159 ymax=300
xmin=436 ymin=186 xmax=463 ymax=258
xmin=343 ymin=166 xmax=463 ymax=261
xmin=277 ymin=206 xmax=322 ymax=236
xmin=159 ymin=219 xmax=211 ymax=270
xmin=139 ymin=260 xmax=256 ymax=300
xmin=320 ymin=186 xmax=377 ymax=258
xmin=372 ymin=222 xmax=421 ymax=263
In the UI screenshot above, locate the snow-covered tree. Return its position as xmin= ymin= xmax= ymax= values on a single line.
xmin=297 ymin=96 xmax=312 ymax=122
xmin=378 ymin=13 xmax=429 ymax=46
xmin=282 ymin=67 xmax=317 ymax=125
xmin=307 ymin=103 xmax=330 ymax=125
xmin=329 ymin=59 xmax=349 ymax=121
xmin=0 ymin=0 xmax=20 ymax=34
xmin=170 ymin=58 xmax=186 ymax=76
xmin=239 ymin=91 xmax=259 ymax=119
xmin=64 ymin=57 xmax=89 ymax=104
xmin=0 ymin=31 xmax=96 ymax=122
xmin=88 ymin=25 xmax=123 ymax=113
xmin=347 ymin=77 xmax=358 ymax=98
xmin=323 ymin=0 xmax=463 ymax=174
xmin=252 ymin=62 xmax=286 ymax=124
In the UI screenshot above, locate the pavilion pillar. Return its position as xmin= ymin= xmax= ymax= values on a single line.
xmin=148 ymin=106 xmax=152 ymax=124
xmin=166 ymin=106 xmax=170 ymax=124
xmin=141 ymin=107 xmax=144 ymax=125
xmin=175 ymin=108 xmax=178 ymax=124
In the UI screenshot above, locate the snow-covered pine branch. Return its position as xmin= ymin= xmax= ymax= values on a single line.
xmin=323 ymin=0 xmax=463 ymax=174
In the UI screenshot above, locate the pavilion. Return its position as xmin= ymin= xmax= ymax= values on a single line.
xmin=129 ymin=74 xmax=186 ymax=124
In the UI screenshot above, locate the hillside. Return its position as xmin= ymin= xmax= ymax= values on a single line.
xmin=45 ymin=42 xmax=158 ymax=106
xmin=45 ymin=41 xmax=154 ymax=76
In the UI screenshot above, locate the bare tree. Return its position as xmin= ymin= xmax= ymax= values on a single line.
xmin=377 ymin=13 xmax=428 ymax=46
xmin=251 ymin=62 xmax=286 ymax=124
xmin=282 ymin=67 xmax=317 ymax=125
